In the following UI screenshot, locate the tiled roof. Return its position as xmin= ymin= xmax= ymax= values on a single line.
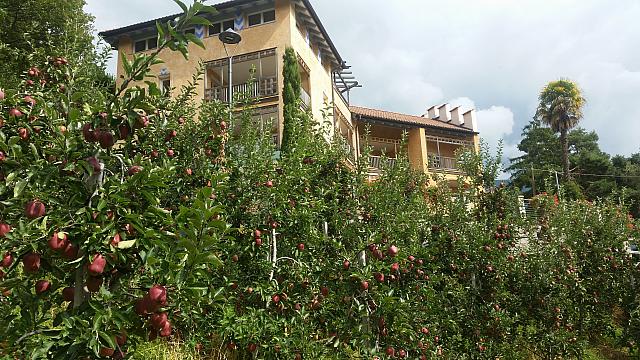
xmin=350 ymin=106 xmax=476 ymax=133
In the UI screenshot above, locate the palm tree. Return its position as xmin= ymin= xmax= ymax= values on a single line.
xmin=535 ymin=79 xmax=586 ymax=180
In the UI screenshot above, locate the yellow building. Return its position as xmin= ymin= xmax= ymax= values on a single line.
xmin=100 ymin=0 xmax=479 ymax=182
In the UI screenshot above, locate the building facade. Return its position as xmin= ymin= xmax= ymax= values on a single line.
xmin=100 ymin=0 xmax=479 ymax=182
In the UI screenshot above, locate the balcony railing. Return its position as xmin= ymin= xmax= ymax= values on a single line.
xmin=428 ymin=155 xmax=460 ymax=172
xmin=369 ymin=155 xmax=396 ymax=170
xmin=300 ymin=88 xmax=311 ymax=109
xmin=205 ymin=76 xmax=277 ymax=102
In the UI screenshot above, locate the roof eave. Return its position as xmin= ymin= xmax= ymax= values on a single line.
xmin=300 ymin=0 xmax=344 ymax=69
xmin=97 ymin=0 xmax=259 ymax=47
xmin=354 ymin=113 xmax=478 ymax=135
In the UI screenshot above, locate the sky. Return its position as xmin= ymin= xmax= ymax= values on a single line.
xmin=85 ymin=0 xmax=640 ymax=164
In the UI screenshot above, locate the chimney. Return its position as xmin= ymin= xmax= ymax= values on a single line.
xmin=426 ymin=105 xmax=438 ymax=119
xmin=437 ymin=104 xmax=450 ymax=122
xmin=462 ymin=110 xmax=478 ymax=132
xmin=450 ymin=106 xmax=464 ymax=126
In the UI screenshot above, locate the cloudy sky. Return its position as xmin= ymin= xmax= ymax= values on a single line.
xmin=86 ymin=0 xmax=640 ymax=162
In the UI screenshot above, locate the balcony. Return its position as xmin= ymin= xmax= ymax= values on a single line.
xmin=369 ymin=155 xmax=396 ymax=170
xmin=300 ymin=87 xmax=311 ymax=109
xmin=205 ymin=76 xmax=277 ymax=102
xmin=428 ymin=155 xmax=460 ymax=173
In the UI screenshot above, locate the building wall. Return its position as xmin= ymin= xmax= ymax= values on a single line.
xmin=114 ymin=0 xmax=347 ymax=147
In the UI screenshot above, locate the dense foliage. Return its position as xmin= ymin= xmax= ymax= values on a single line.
xmin=509 ymin=118 xmax=640 ymax=217
xmin=0 ymin=2 xmax=638 ymax=359
xmin=0 ymin=0 xmax=113 ymax=91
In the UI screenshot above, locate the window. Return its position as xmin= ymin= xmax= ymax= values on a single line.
xmin=209 ymin=19 xmax=235 ymax=36
xmin=263 ymin=10 xmax=275 ymax=23
xmin=161 ymin=79 xmax=171 ymax=97
xmin=134 ymin=37 xmax=157 ymax=53
xmin=248 ymin=9 xmax=276 ymax=27
xmin=209 ymin=23 xmax=221 ymax=35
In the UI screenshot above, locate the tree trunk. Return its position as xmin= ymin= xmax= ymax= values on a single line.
xmin=560 ymin=129 xmax=570 ymax=180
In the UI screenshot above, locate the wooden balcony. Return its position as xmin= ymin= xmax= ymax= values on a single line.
xmin=428 ymin=155 xmax=461 ymax=173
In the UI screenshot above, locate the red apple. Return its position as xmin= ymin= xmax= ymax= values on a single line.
xmin=421 ymin=327 xmax=430 ymax=335
xmin=1 ymin=252 xmax=13 ymax=267
xmin=9 ymin=108 xmax=22 ymax=118
xmin=62 ymin=287 xmax=75 ymax=301
xmin=255 ymin=238 xmax=262 ymax=247
xmin=151 ymin=149 xmax=159 ymax=158
xmin=35 ymin=280 xmax=50 ymax=294
xmin=98 ymin=131 xmax=115 ymax=149
xmin=135 ymin=297 xmax=148 ymax=316
xmin=231 ymin=254 xmax=239 ymax=262
xmin=219 ymin=121 xmax=227 ymax=130
xmin=88 ymin=254 xmax=106 ymax=276
xmin=18 ymin=127 xmax=29 ymax=140
xmin=150 ymin=312 xmax=168 ymax=329
xmin=0 ymin=223 xmax=11 ymax=237
xmin=135 ymin=115 xmax=150 ymax=128
xmin=148 ymin=285 xmax=167 ymax=305
xmin=23 ymin=252 xmax=41 ymax=273
xmin=159 ymin=321 xmax=172 ymax=337
xmin=297 ymin=243 xmax=305 ymax=251
xmin=127 ymin=166 xmax=142 ymax=176
xmin=343 ymin=260 xmax=350 ymax=270
xmin=116 ymin=332 xmax=127 ymax=346
xmin=25 ymin=200 xmax=46 ymax=219
xmin=185 ymin=168 xmax=193 ymax=176
xmin=391 ymin=262 xmax=400 ymax=272
xmin=111 ymin=233 xmax=121 ymax=247
xmin=386 ymin=347 xmax=395 ymax=356
xmin=165 ymin=129 xmax=177 ymax=142
xmin=374 ymin=272 xmax=385 ymax=283
xmin=99 ymin=347 xmax=114 ymax=357
xmin=48 ymin=232 xmax=69 ymax=251
xmin=86 ymin=157 xmax=101 ymax=173
xmin=0 ymin=151 xmax=5 ymax=161
xmin=321 ymin=286 xmax=329 ymax=297
xmin=272 ymin=294 xmax=280 ymax=303
xmin=23 ymin=95 xmax=36 ymax=106
xmin=166 ymin=149 xmax=175 ymax=157
xmin=247 ymin=343 xmax=257 ymax=353
xmin=360 ymin=280 xmax=369 ymax=291
xmin=118 ymin=123 xmax=130 ymax=139
xmin=265 ymin=180 xmax=273 ymax=188
xmin=387 ymin=245 xmax=399 ymax=257
xmin=87 ymin=276 xmax=103 ymax=292
xmin=82 ymin=123 xmax=96 ymax=142
xmin=62 ymin=242 xmax=78 ymax=260
xmin=253 ymin=230 xmax=262 ymax=239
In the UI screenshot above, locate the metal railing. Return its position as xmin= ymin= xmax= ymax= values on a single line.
xmin=428 ymin=155 xmax=459 ymax=172
xmin=205 ymin=76 xmax=277 ymax=102
xmin=369 ymin=155 xmax=396 ymax=170
xmin=300 ymin=88 xmax=311 ymax=109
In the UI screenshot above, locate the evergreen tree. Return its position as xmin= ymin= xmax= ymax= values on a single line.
xmin=281 ymin=47 xmax=302 ymax=153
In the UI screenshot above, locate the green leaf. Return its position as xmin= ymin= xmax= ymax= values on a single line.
xmin=185 ymin=32 xmax=206 ymax=49
xmin=186 ymin=16 xmax=212 ymax=27
xmin=13 ymin=180 xmax=27 ymax=198
xmin=172 ymin=0 xmax=188 ymax=14
xmin=116 ymin=240 xmax=137 ymax=249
